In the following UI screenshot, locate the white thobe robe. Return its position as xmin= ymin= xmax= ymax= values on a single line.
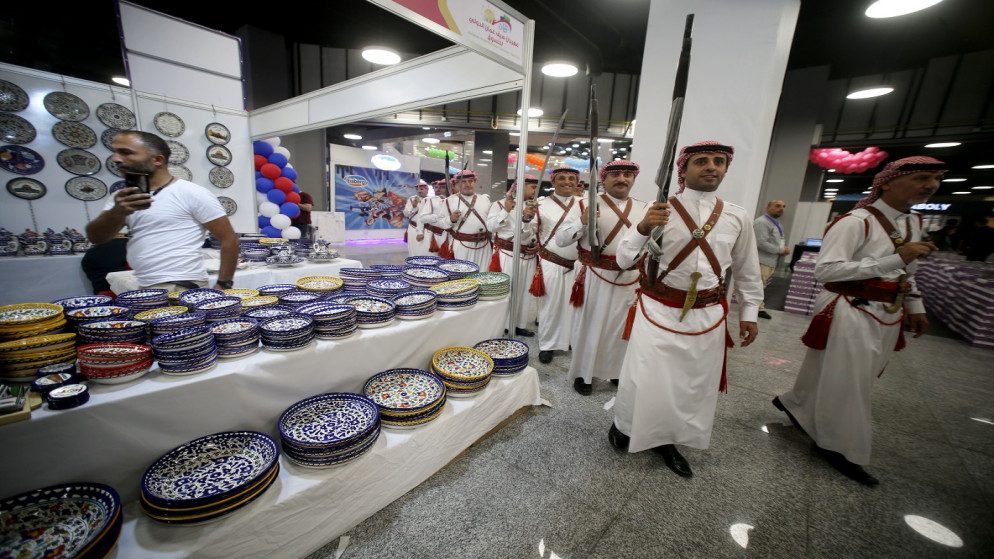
xmin=487 ymin=200 xmax=537 ymax=330
xmin=555 ymin=194 xmax=649 ymax=383
xmin=779 ymin=199 xmax=925 ymax=465
xmin=434 ymin=193 xmax=492 ymax=270
xmin=534 ymin=194 xmax=580 ymax=352
xmin=613 ymin=189 xmax=763 ymax=452
xmin=416 ymin=196 xmax=447 ymax=254
xmin=404 ymin=195 xmax=430 ymax=256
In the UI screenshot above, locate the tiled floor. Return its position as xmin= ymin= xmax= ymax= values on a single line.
xmin=307 ymin=242 xmax=994 ymax=558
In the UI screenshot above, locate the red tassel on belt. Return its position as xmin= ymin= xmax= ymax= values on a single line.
xmin=438 ymin=237 xmax=454 ymax=260
xmin=529 ymin=259 xmax=546 ymax=297
xmin=429 ymin=235 xmax=439 ymax=253
xmin=489 ymin=248 xmax=502 ymax=272
xmin=569 ymin=265 xmax=587 ymax=308
xmin=800 ymin=295 xmax=840 ymax=350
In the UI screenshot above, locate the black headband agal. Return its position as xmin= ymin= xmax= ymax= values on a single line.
xmin=604 ymin=162 xmax=639 ymax=170
xmin=894 ymin=163 xmax=947 ymax=172
xmin=683 ymin=144 xmax=733 ymax=155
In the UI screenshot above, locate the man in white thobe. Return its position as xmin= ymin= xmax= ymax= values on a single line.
xmin=775 ymin=156 xmax=944 ymax=486
xmin=531 ymin=167 xmax=581 ymax=364
xmin=610 ymin=141 xmax=763 ymax=478
xmin=415 ymin=180 xmax=448 ymax=254
xmin=404 ymin=181 xmax=431 ymax=257
xmin=487 ymin=174 xmax=538 ymax=337
xmin=556 ymin=160 xmax=649 ymax=395
xmin=434 ymin=170 xmax=491 ymax=270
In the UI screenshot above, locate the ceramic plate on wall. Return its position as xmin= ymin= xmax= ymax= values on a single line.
xmin=166 ymin=140 xmax=189 ymax=164
xmin=205 ymin=122 xmax=230 ymax=145
xmin=105 ymin=156 xmax=123 ymax=177
xmin=66 ymin=176 xmax=108 ymax=201
xmin=0 ymin=113 xmax=36 ymax=144
xmin=209 ymin=166 xmax=234 ymax=188
xmin=6 ymin=178 xmax=46 ymax=200
xmin=101 ymin=128 xmax=123 ymax=150
xmin=206 ymin=145 xmax=232 ymax=166
xmin=153 ymin=112 xmax=185 ymax=137
xmin=57 ymin=149 xmax=101 ymax=175
xmin=0 ymin=145 xmax=45 ymax=174
xmin=0 ymin=80 xmax=29 ymax=112
xmin=52 ymin=121 xmax=97 ymax=148
xmin=43 ymin=92 xmax=89 ymax=121
xmin=217 ymin=196 xmax=237 ymax=216
xmin=168 ymin=164 xmax=192 ymax=181
xmin=96 ymin=103 xmax=136 ymax=129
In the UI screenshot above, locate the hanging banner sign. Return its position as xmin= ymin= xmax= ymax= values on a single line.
xmin=369 ymin=0 xmax=525 ymax=71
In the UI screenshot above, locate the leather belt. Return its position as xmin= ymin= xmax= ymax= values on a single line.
xmin=408 ymin=219 xmax=418 ymax=227
xmin=538 ymin=246 xmax=575 ymax=269
xmin=824 ymin=279 xmax=903 ymax=304
xmin=577 ymin=247 xmax=635 ymax=271
xmin=424 ymin=224 xmax=445 ymax=235
xmin=640 ymin=279 xmax=725 ymax=308
xmin=450 ymin=231 xmax=489 ymax=242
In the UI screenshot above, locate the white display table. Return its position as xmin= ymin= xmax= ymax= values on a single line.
xmin=0 ymin=254 xmax=91 ymax=305
xmin=105 ymin=257 xmax=362 ymax=294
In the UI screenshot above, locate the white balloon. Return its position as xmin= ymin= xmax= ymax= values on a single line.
xmin=259 ymin=202 xmax=280 ymax=218
xmin=281 ymin=226 xmax=301 ymax=240
xmin=274 ymin=146 xmax=291 ymax=160
xmin=284 ymin=163 xmax=294 ymax=169
xmin=270 ymin=214 xmax=292 ymax=230
xmin=264 ymin=137 xmax=281 ymax=147
xmin=256 ymin=192 xmax=268 ymax=206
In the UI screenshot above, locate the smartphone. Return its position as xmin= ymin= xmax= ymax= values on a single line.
xmin=124 ymin=171 xmax=150 ymax=194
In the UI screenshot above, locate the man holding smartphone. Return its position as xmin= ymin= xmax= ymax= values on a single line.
xmin=85 ymin=131 xmax=239 ymax=292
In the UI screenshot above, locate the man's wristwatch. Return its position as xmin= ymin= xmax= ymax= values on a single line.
xmin=217 ymin=280 xmax=234 ymax=289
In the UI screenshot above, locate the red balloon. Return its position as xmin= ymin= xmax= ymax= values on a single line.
xmin=285 ymin=191 xmax=301 ymax=205
xmin=254 ymin=155 xmax=267 ymax=170
xmin=260 ymin=164 xmax=282 ymax=180
xmin=274 ymin=177 xmax=294 ymax=192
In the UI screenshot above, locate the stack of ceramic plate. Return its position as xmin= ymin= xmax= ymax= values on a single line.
xmin=265 ymin=253 xmax=304 ymax=267
xmin=346 ymin=296 xmax=396 ymax=329
xmin=295 ymin=275 xmax=344 ymax=295
xmin=32 ymin=370 xmax=79 ymax=396
xmin=363 ymin=368 xmax=447 ymax=429
xmin=150 ymin=325 xmax=218 ymax=376
xmin=194 ymin=296 xmax=243 ymax=321
xmin=241 ymin=295 xmax=279 ymax=312
xmin=257 ymin=284 xmax=297 ymax=297
xmin=290 ymin=238 xmax=313 ymax=258
xmin=132 ymin=306 xmax=188 ymax=324
xmin=401 ymin=266 xmax=450 ymax=288
xmin=474 ymin=338 xmax=530 ymax=376
xmin=51 ymin=295 xmax=113 ymax=332
xmin=244 ymin=305 xmax=296 ymax=321
xmin=405 ymin=255 xmax=443 ymax=267
xmin=223 ymin=288 xmax=260 ymax=300
xmin=240 ymin=242 xmax=270 ymax=262
xmin=338 ymin=268 xmax=382 ymax=291
xmin=47 ymin=384 xmax=91 ymax=410
xmin=365 ymin=278 xmax=412 ymax=298
xmin=259 ymin=314 xmax=315 ymax=351
xmin=148 ymin=311 xmax=207 ymax=337
xmin=76 ymin=342 xmax=153 ymax=384
xmin=140 ymin=431 xmax=280 ymax=525
xmin=296 ymin=303 xmax=358 ymax=340
xmin=0 ymin=333 xmax=77 ymax=382
xmin=465 ymin=272 xmax=511 ymax=300
xmin=0 ymin=482 xmax=122 ymax=557
xmin=0 ymin=303 xmax=67 ymax=342
xmin=430 ymin=279 xmax=481 ymax=311
xmin=430 ymin=346 xmax=494 ymax=397
xmin=324 ymin=290 xmax=367 ymax=305
xmin=277 ymin=290 xmax=323 ymax=310
xmin=177 ymin=288 xmax=225 ymax=309
xmin=390 ymin=290 xmax=438 ymax=320
xmin=369 ymin=264 xmax=405 ymax=278
xmin=437 ymin=259 xmax=480 ymax=279
xmin=209 ymin=318 xmax=260 ymax=358
xmin=64 ymin=305 xmax=130 ymax=332
xmin=76 ymin=319 xmax=147 ymax=345
xmin=278 ymin=393 xmax=381 ymax=468
xmin=116 ymin=288 xmax=170 ymax=311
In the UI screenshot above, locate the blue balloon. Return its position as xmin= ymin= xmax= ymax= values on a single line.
xmin=291 ymin=183 xmax=300 ymax=193
xmin=254 ymin=141 xmax=274 ymax=157
xmin=268 ymin=153 xmax=288 ymax=168
xmin=256 ymin=177 xmax=275 ymax=193
xmin=255 ymin=170 xmax=262 ymax=178
xmin=281 ymin=167 xmax=298 ymax=181
xmin=266 ymin=189 xmax=287 ymax=204
xmin=261 ymin=225 xmax=282 ymax=238
xmin=258 ymin=215 xmax=271 ymax=229
xmin=280 ymin=202 xmax=301 ymax=219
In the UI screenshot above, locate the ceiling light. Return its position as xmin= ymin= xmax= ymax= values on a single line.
xmin=343 ymin=133 xmax=362 ymax=140
xmin=541 ymin=62 xmax=578 ymax=77
xmin=971 ymin=186 xmax=993 ymax=190
xmin=516 ymin=108 xmax=544 ymax=117
xmin=422 ymin=138 xmax=440 ymax=144
xmin=972 ymin=164 xmax=994 ymax=169
xmin=370 ymin=154 xmax=401 ymax=170
xmin=847 ymin=87 xmax=894 ymax=99
xmin=361 ymin=145 xmax=377 ymax=150
xmin=827 ymin=169 xmax=836 ymax=173
xmin=111 ymin=76 xmax=130 ymax=87
xmin=572 ymin=143 xmax=580 ymax=148
xmin=925 ymin=142 xmax=961 ymax=148
xmin=952 ymin=191 xmax=970 ymax=195
xmin=482 ymin=150 xmax=493 ymax=155
xmin=866 ymin=0 xmax=944 ymax=19
xmin=361 ymin=47 xmax=401 ymax=65
xmin=942 ymin=178 xmax=966 ymax=182
xmin=826 ymin=179 xmax=844 ymax=183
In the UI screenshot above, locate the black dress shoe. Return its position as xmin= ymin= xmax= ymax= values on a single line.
xmin=514 ymin=327 xmax=535 ymax=337
xmin=655 ymin=444 xmax=693 ymax=477
xmin=608 ymin=424 xmax=629 ymax=451
xmin=573 ymin=378 xmax=592 ymax=396
xmin=538 ymin=350 xmax=553 ymax=364
xmin=610 ymin=379 xmax=620 ymax=386
xmin=772 ymin=396 xmax=807 ymax=436
xmin=758 ymin=310 xmax=773 ymax=319
xmin=814 ymin=445 xmax=878 ymax=486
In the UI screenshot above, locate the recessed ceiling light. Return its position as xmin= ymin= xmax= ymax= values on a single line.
xmin=111 ymin=76 xmax=130 ymax=87
xmin=343 ymin=133 xmax=362 ymax=140
xmin=516 ymin=108 xmax=544 ymax=117
xmin=971 ymin=186 xmax=993 ymax=190
xmin=482 ymin=150 xmax=493 ymax=155
xmin=422 ymin=138 xmax=440 ymax=144
xmin=361 ymin=47 xmax=401 ymax=65
xmin=865 ymin=0 xmax=944 ymax=19
xmin=826 ymin=179 xmax=844 ymax=183
xmin=541 ymin=62 xmax=578 ymax=77
xmin=477 ymin=163 xmax=489 ymax=167
xmin=972 ymin=164 xmax=994 ymax=169
xmin=361 ymin=145 xmax=377 ymax=150
xmin=847 ymin=87 xmax=894 ymax=99
xmin=942 ymin=178 xmax=966 ymax=182
xmin=952 ymin=191 xmax=970 ymax=195
xmin=925 ymin=142 xmax=961 ymax=148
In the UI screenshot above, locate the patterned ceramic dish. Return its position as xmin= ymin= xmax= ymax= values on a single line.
xmin=65 ymin=305 xmax=130 ymax=321
xmin=196 ymin=297 xmax=242 ymax=312
xmin=436 ymin=259 xmax=480 ymax=278
xmin=259 ymin=314 xmax=314 ymax=336
xmin=0 ymin=333 xmax=76 ymax=354
xmin=295 ymin=276 xmax=344 ymax=292
xmin=43 ymin=92 xmax=89 ymax=121
xmin=77 ymin=319 xmax=146 ymax=334
xmin=0 ymin=303 xmax=64 ymax=326
xmin=210 ymin=318 xmax=259 ymax=337
xmin=431 ymin=347 xmax=494 ymax=381
xmin=116 ymin=288 xmax=169 ymax=302
xmin=404 ymin=256 xmax=443 ymax=266
xmin=47 ymin=383 xmax=91 ymax=409
xmin=96 ymin=103 xmax=136 ymax=129
xmin=32 ymin=371 xmax=78 ymax=395
xmin=77 ymin=342 xmax=151 ymax=358
xmin=139 ymin=463 xmax=279 ymax=524
xmin=256 ymin=284 xmax=297 ymax=296
xmin=363 ymin=368 xmax=446 ymax=414
xmin=429 ymin=279 xmax=480 ymax=296
xmin=278 ymin=393 xmax=380 ymax=447
xmin=148 ymin=312 xmax=207 ymax=333
xmin=133 ymin=306 xmax=188 ymax=322
xmin=277 ymin=291 xmax=323 ymax=308
xmin=222 ymin=289 xmax=260 ymax=300
xmin=240 ymin=296 xmax=279 ymax=309
xmin=243 ymin=306 xmax=295 ymax=320
xmin=150 ymin=324 xmax=211 ymax=347
xmin=177 ymin=288 xmax=225 ymax=308
xmin=474 ymin=338 xmax=530 ymax=375
xmin=0 ymin=483 xmax=121 ymax=558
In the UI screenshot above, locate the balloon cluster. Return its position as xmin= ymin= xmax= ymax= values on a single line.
xmin=425 ymin=148 xmax=458 ymax=159
xmin=254 ymin=138 xmax=302 ymax=239
xmin=809 ymin=147 xmax=889 ymax=174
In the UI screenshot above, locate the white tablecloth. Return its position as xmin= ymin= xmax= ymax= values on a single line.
xmin=0 ymin=254 xmax=92 ymax=305
xmin=105 ymin=257 xmax=362 ymax=294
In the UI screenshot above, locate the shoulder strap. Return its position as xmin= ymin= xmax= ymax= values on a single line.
xmin=600 ymin=195 xmax=633 ymax=246
xmin=662 ymin=197 xmax=725 ymax=279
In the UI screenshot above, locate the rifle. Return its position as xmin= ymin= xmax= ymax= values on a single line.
xmin=443 ymin=152 xmax=451 ymax=197
xmin=450 ymin=157 xmax=475 ymax=233
xmin=533 ymin=109 xmax=569 ymax=202
xmin=587 ymin=83 xmax=601 ymax=259
xmin=645 ymin=14 xmax=695 ymax=286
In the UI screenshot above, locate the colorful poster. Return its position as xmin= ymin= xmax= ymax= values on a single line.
xmin=334 ymin=165 xmax=419 ymax=230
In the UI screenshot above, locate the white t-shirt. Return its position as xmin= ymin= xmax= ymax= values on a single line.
xmin=103 ymin=179 xmax=226 ymax=286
